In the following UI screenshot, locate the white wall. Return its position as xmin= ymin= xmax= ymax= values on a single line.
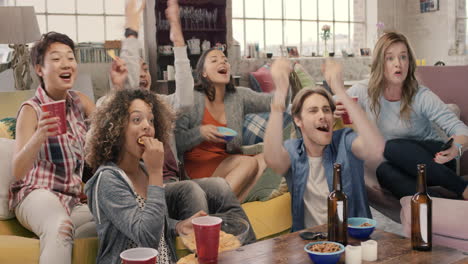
xmin=376 ymin=0 xmax=467 ymax=66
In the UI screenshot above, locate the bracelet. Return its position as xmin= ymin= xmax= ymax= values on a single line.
xmin=124 ymin=28 xmax=138 ymax=38
xmin=454 ymin=142 xmax=463 ymax=159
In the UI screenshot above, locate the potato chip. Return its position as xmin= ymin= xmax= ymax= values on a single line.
xmin=107 ymin=49 xmax=117 ymax=60
xmin=176 ymin=253 xmax=198 ymax=264
xmin=180 ymin=231 xmax=241 ymax=253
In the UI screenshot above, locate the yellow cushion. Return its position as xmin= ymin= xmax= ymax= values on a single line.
xmin=0 ymin=90 xmax=35 ymax=120
xmin=0 ymin=236 xmax=39 ymax=264
xmin=0 ymin=218 xmax=36 ymax=238
xmin=73 ymin=237 xmax=99 ymax=264
xmin=241 ymin=192 xmax=292 ymax=240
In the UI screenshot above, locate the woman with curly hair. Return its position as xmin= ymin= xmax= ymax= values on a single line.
xmin=85 ymin=89 xmax=255 ymax=264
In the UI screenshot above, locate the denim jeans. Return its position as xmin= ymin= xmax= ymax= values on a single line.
xmin=15 ymin=189 xmax=96 ymax=264
xmin=165 ymin=177 xmax=256 ymax=243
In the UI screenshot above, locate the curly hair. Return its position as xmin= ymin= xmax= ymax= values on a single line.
xmin=86 ymin=89 xmax=175 ymax=169
xmin=194 ymin=48 xmax=236 ymax=101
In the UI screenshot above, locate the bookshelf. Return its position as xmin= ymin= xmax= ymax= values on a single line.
xmin=155 ymin=0 xmax=227 ymax=83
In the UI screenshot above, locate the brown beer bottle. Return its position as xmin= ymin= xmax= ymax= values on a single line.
xmin=327 ymin=163 xmax=348 ymax=245
xmin=411 ymin=164 xmax=432 ymax=251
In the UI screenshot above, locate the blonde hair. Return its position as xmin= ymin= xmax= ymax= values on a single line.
xmin=368 ymin=32 xmax=418 ymax=120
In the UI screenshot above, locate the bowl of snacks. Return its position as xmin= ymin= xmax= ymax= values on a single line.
xmin=304 ymin=241 xmax=345 ymax=264
xmin=217 ymin=127 xmax=238 ymax=142
xmin=180 ymin=215 xmax=249 ymax=254
xmin=347 ymin=217 xmax=376 ymax=239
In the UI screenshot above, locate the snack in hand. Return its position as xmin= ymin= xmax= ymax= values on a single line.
xmin=107 ymin=49 xmax=117 ymax=60
xmin=137 ymin=137 xmax=144 ymax=145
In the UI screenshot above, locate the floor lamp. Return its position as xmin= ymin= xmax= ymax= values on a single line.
xmin=0 ymin=6 xmax=41 ymax=90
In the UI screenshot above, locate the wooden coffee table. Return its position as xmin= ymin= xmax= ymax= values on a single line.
xmin=217 ymin=225 xmax=468 ymax=264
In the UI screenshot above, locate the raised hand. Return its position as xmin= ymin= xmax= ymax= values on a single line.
xmin=166 ymin=0 xmax=184 ymax=46
xmin=125 ymin=0 xmax=146 ymax=32
xmin=271 ymin=58 xmax=291 ymax=94
xmin=270 ymin=58 xmax=291 ymax=109
xmin=200 ymin=124 xmax=226 ymax=143
xmin=109 ymin=56 xmax=128 ymax=90
xmin=321 ymin=59 xmax=345 ymax=95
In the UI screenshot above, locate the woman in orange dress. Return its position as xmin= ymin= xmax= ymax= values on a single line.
xmin=175 ymin=48 xmax=289 ymax=201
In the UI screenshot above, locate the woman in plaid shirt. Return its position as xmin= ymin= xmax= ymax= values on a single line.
xmin=9 ymin=32 xmax=96 ymax=264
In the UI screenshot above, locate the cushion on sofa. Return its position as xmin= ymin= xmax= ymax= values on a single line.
xmin=0 ymin=117 xmax=16 ymax=139
xmin=249 ymin=64 xmax=275 ymax=93
xmin=0 ymin=138 xmax=16 ymax=220
xmin=243 ymin=112 xmax=293 ymax=145
xmin=290 ymin=63 xmax=315 ymax=101
xmin=0 ymin=90 xmax=35 ymax=119
xmin=242 ymin=192 xmax=292 ymax=240
xmin=0 ymin=236 xmax=39 ymax=264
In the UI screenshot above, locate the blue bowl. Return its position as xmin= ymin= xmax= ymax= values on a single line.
xmin=304 ymin=241 xmax=345 ymax=264
xmin=347 ymin=217 xmax=376 ymax=239
xmin=217 ymin=127 xmax=238 ymax=142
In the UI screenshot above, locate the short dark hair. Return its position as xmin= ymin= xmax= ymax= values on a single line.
xmin=291 ymin=87 xmax=336 ymax=119
xmin=194 ymin=48 xmax=236 ymax=101
xmin=30 ymin=32 xmax=75 ymax=87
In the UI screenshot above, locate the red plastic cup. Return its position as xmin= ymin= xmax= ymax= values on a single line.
xmin=338 ymin=96 xmax=358 ymax=125
xmin=120 ymin=247 xmax=158 ymax=264
xmin=41 ymin=100 xmax=66 ymax=134
xmin=192 ymin=216 xmax=222 ymax=264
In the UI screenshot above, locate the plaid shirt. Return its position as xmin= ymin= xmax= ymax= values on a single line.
xmin=9 ymin=86 xmax=88 ymax=215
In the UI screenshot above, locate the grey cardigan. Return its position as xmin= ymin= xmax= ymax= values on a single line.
xmin=85 ymin=162 xmax=178 ymax=264
xmin=175 ymin=87 xmax=273 ymax=158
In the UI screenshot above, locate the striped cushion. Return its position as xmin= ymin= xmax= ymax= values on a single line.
xmin=242 ymin=111 xmax=293 ymax=146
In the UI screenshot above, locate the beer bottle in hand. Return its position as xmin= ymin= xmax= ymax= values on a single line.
xmin=328 ymin=163 xmax=348 ymax=245
xmin=411 ymin=164 xmax=432 ymax=251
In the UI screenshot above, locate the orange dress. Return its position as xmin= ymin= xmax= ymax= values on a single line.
xmin=184 ymin=108 xmax=230 ymax=179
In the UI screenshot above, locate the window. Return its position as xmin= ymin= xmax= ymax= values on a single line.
xmin=459 ymin=0 xmax=467 ymax=52
xmin=5 ymin=0 xmax=132 ymax=43
xmin=232 ymin=0 xmax=367 ymax=57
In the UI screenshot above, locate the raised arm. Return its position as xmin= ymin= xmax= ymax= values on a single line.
xmin=322 ymin=59 xmax=384 ymax=165
xmin=161 ymin=0 xmax=194 ymax=112
xmin=264 ymin=58 xmax=291 ymax=174
xmin=109 ymin=0 xmax=146 ymax=90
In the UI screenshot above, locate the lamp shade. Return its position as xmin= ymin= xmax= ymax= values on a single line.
xmin=0 ymin=6 xmax=41 ymax=44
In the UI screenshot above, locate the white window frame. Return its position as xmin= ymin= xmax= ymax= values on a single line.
xmin=232 ymin=0 xmax=367 ymax=56
xmin=9 ymin=0 xmax=126 ymax=43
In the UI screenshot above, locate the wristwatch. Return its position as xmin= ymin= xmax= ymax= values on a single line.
xmin=125 ymin=28 xmax=138 ymax=38
xmin=454 ymin=142 xmax=463 ymax=159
